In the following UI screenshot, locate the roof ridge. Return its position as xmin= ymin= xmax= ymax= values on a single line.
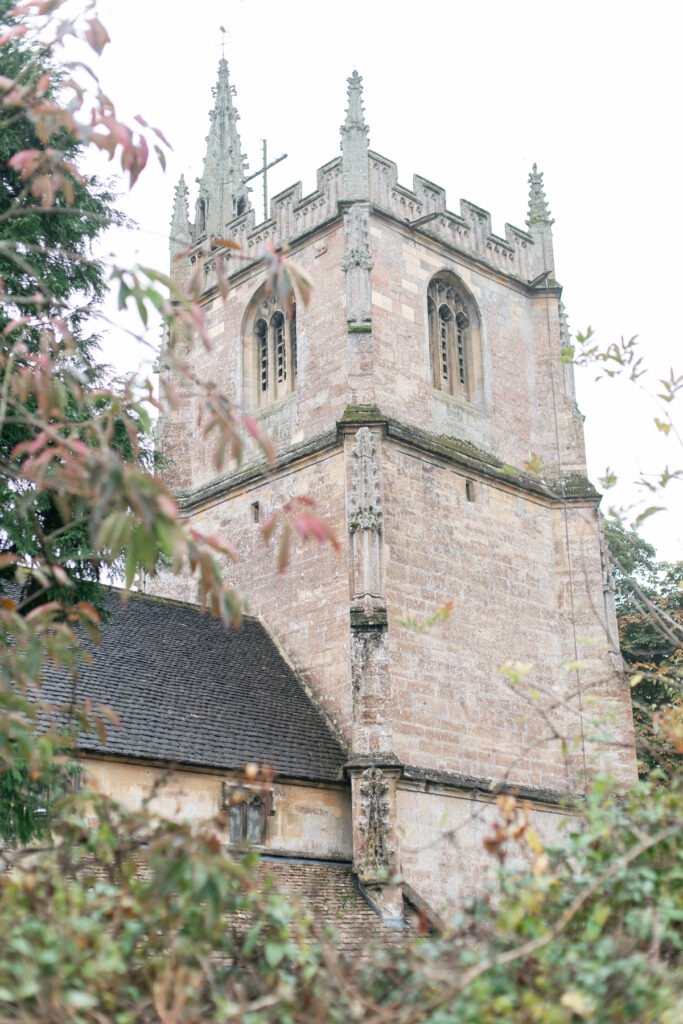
xmin=106 ymin=584 xmax=263 ymax=624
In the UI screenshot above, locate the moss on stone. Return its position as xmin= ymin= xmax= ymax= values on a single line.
xmin=393 ymin=421 xmax=503 ymax=470
xmin=347 ymin=324 xmax=373 ymax=333
xmin=350 ymin=607 xmax=388 ymax=628
xmin=340 ymin=404 xmax=385 ymax=423
xmin=547 ymin=474 xmax=600 ymax=499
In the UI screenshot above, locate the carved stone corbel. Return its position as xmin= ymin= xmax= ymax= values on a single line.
xmin=347 ymin=758 xmax=403 ymax=922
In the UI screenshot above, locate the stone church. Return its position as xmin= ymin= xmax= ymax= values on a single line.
xmin=49 ymin=62 xmax=637 ymax=928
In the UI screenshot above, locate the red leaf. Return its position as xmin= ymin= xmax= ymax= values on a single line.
xmin=292 ymin=511 xmax=339 ymax=551
xmin=76 ymin=602 xmax=102 ymax=625
xmin=277 ymin=524 xmax=291 ymax=573
xmin=260 ymin=514 xmax=278 ymax=543
xmin=84 ymin=17 xmax=110 ymax=55
xmin=0 ymin=24 xmax=27 ymax=45
xmin=157 ymin=494 xmax=178 ymax=519
xmin=97 ymin=704 xmax=121 ymax=728
xmin=3 ymin=316 xmax=30 ymax=334
xmin=8 ymin=149 xmax=41 ymax=179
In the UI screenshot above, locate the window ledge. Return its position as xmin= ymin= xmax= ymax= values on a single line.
xmin=431 ymin=389 xmax=488 ymax=419
xmin=249 ymin=391 xmax=298 ymax=418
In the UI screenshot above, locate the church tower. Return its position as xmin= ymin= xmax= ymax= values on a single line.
xmin=153 ymin=66 xmax=636 ymax=914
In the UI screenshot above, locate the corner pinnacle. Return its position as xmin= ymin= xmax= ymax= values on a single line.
xmin=527 ymin=163 xmax=554 ymax=227
xmin=340 ymin=70 xmax=370 ymax=201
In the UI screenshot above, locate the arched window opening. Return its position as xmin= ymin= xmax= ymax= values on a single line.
xmin=290 ymin=304 xmax=297 ymax=378
xmin=255 ymin=319 xmax=268 ymax=395
xmin=438 ymin=305 xmax=452 ymax=384
xmin=236 ymin=195 xmax=246 ymax=217
xmin=455 ymin=311 xmax=468 ymax=388
xmin=272 ymin=312 xmax=286 ymax=385
xmin=244 ymin=288 xmax=298 ymax=409
xmin=428 ymin=275 xmax=476 ymax=401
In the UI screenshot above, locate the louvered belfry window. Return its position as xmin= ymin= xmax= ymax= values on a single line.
xmin=428 ymin=276 xmax=471 ymax=400
xmin=250 ymin=300 xmax=297 ymax=407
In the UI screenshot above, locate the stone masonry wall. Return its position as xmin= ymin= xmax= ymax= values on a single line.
xmin=380 ymin=444 xmax=635 ymax=791
xmin=149 ymin=448 xmax=354 ymax=742
xmin=396 ymin=784 xmax=568 ymax=918
xmin=367 ymin=216 xmax=586 ymax=476
xmin=157 ymin=220 xmax=350 ymax=494
xmin=551 ymin=502 xmax=637 ymax=784
xmin=160 ymin=211 xmax=587 ymax=496
xmin=81 ymin=757 xmax=352 ymax=859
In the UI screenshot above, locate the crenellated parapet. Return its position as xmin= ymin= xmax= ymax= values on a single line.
xmin=205 ymin=159 xmax=343 ymax=272
xmin=172 ymin=63 xmax=551 ymax=291
xmin=221 ymin=149 xmax=540 ymax=285
xmin=366 ymin=153 xmax=537 ymax=282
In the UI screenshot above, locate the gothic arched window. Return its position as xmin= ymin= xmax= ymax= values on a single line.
xmin=428 ymin=275 xmax=478 ymax=402
xmin=244 ymin=287 xmax=298 ymax=408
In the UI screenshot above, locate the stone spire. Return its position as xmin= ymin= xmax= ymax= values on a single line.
xmin=526 ymin=163 xmax=555 ymax=280
xmin=169 ymin=174 xmax=191 ymax=256
xmin=340 ymin=70 xmax=370 ymax=201
xmin=195 ymin=59 xmax=250 ymax=240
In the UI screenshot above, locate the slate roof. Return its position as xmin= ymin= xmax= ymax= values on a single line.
xmin=257 ymin=859 xmax=413 ymax=953
xmin=39 ymin=589 xmax=348 ymax=783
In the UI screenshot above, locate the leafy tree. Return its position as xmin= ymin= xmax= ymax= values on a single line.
xmin=0 ymin=0 xmax=157 ymax=839
xmin=604 ymin=518 xmax=683 ymax=777
xmin=0 ymin=0 xmax=140 ymax=614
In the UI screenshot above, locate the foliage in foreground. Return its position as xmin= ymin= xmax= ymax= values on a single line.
xmin=604 ymin=518 xmax=683 ymax=777
xmin=0 ymin=776 xmax=681 ymax=1023
xmin=0 ymin=3 xmax=681 ymax=1023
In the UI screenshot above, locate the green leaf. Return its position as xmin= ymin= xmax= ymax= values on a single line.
xmin=264 ymin=941 xmax=286 ymax=968
xmin=64 ymin=990 xmax=99 ymax=1009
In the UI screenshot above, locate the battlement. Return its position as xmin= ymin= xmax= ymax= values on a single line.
xmin=188 ymin=147 xmax=537 ymax=288
xmin=224 ymin=157 xmax=344 ymax=263
xmin=172 ymin=65 xmax=552 ymax=290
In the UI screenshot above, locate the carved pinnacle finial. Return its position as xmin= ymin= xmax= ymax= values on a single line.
xmin=527 ymin=163 xmax=554 ymax=227
xmin=526 ymin=164 xmax=556 ymax=278
xmin=196 ymin=58 xmax=250 ymax=238
xmin=340 ymin=69 xmax=369 ymax=200
xmin=343 ymin=69 xmax=368 ymax=134
xmin=170 ymin=174 xmax=191 ymax=252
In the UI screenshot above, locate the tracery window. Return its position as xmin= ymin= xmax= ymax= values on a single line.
xmin=244 ymin=288 xmax=297 ymax=408
xmin=428 ymin=276 xmax=473 ymax=401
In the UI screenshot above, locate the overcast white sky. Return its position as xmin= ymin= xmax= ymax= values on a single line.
xmin=90 ymin=0 xmax=682 ymax=560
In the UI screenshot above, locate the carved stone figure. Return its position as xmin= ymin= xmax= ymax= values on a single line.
xmin=357 ymin=765 xmax=394 ymax=878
